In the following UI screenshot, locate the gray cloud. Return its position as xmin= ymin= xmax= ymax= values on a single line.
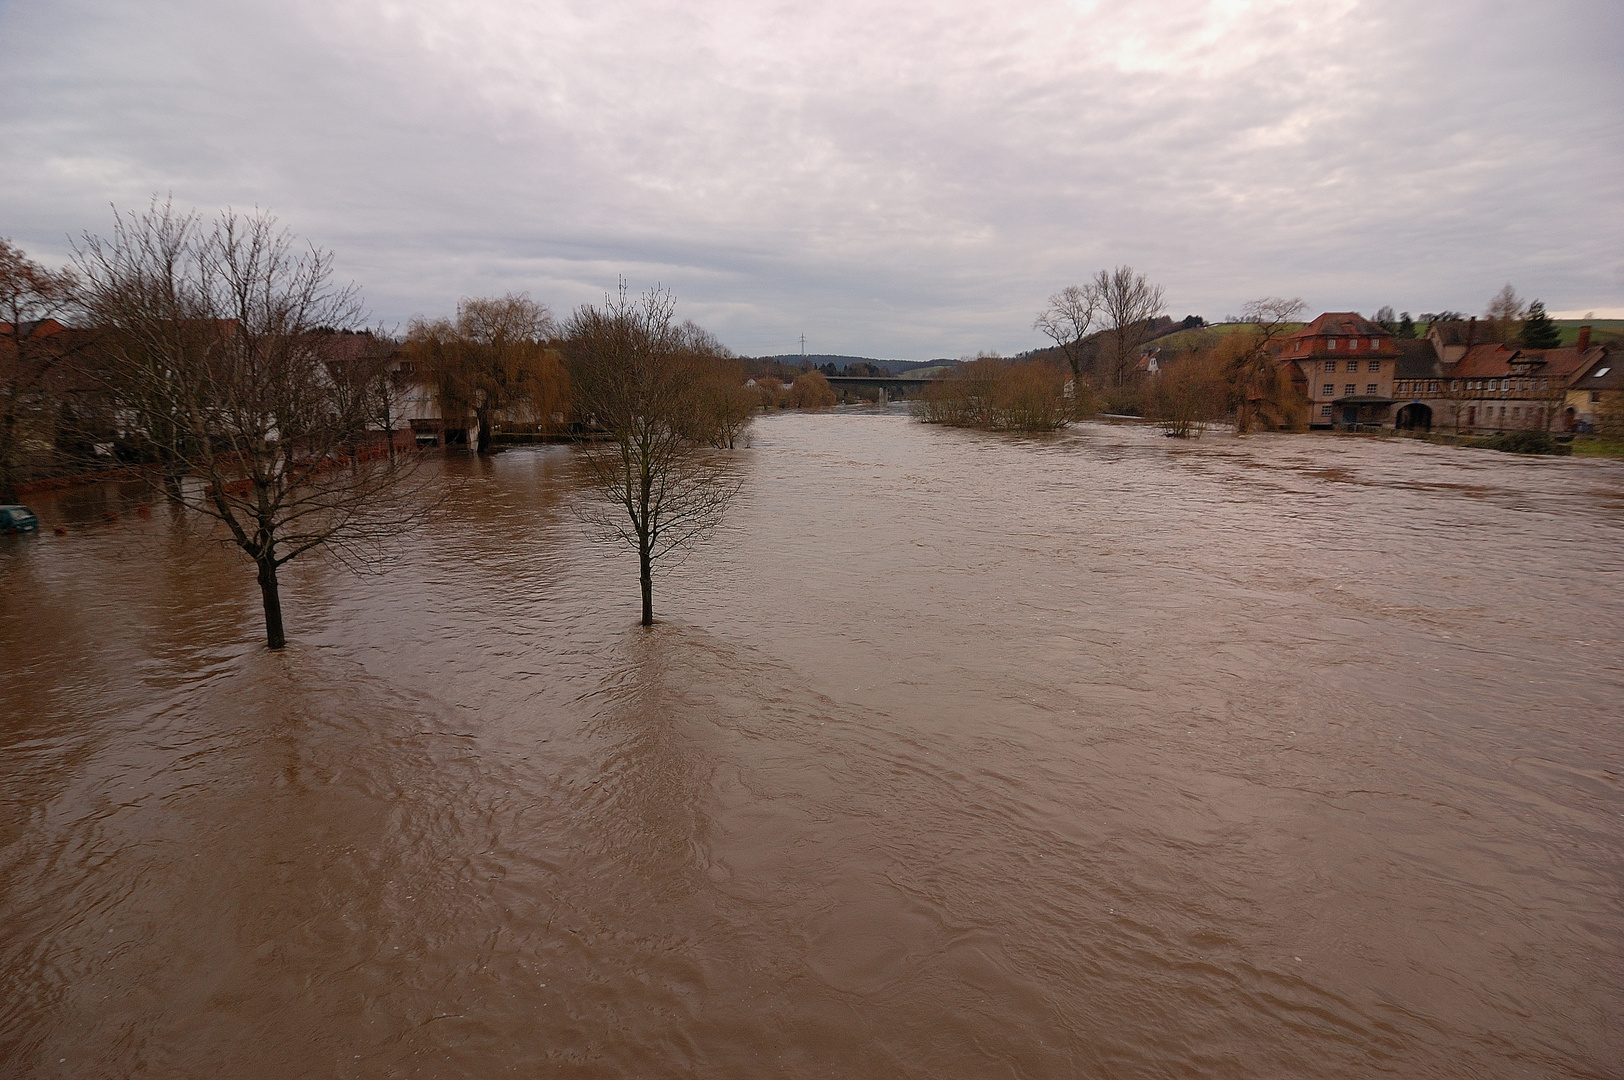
xmin=2 ymin=0 xmax=1619 ymax=356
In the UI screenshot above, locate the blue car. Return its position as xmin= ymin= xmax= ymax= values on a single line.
xmin=0 ymin=504 xmax=40 ymax=535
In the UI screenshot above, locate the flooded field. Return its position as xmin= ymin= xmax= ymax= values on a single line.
xmin=2 ymin=411 xmax=1621 ymax=1078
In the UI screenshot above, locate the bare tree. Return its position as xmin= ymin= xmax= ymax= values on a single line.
xmin=1484 ymin=283 xmax=1527 ymax=344
xmin=407 ymin=294 xmax=565 ymax=453
xmin=0 ymin=239 xmax=81 ymax=502
xmin=1033 ymin=283 xmax=1099 ymax=384
xmin=1225 ymin=297 xmax=1307 ymax=434
xmin=362 ymin=330 xmax=412 ymax=458
xmin=76 ymin=201 xmax=426 ymax=649
xmin=1095 ymin=266 xmax=1166 ymax=386
xmin=563 ymin=284 xmax=743 ymax=627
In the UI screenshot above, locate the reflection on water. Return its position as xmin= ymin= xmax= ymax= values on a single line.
xmin=3 ymin=412 xmax=1622 ymax=1078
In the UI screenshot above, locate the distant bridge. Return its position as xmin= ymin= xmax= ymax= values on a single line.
xmin=822 ymin=375 xmax=939 ymax=400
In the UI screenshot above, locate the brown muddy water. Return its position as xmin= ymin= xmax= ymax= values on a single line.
xmin=2 ymin=411 xmax=1622 ymax=1079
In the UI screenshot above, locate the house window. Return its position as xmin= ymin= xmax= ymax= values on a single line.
xmin=1324 ymin=360 xmax=1336 ymax=372
xmin=1429 ymin=381 xmax=1438 ymax=393
xmin=1593 ymin=391 xmax=1603 ymax=403
xmin=1323 ymin=384 xmax=1334 ymax=395
xmin=1328 ymin=339 xmax=1337 ymax=350
xmin=1321 ymin=405 xmax=1332 ymax=417
xmin=1367 ymin=383 xmax=1378 ymax=395
xmin=1451 ymin=380 xmax=1460 ymax=391
xmin=1369 ymin=338 xmax=1380 ymax=350
xmin=1345 ymin=384 xmax=1356 ymax=395
xmin=1512 ymin=407 xmax=1521 ymax=419
xmin=1295 ymin=341 xmax=1302 ymax=352
xmin=1368 ymin=360 xmax=1380 ymax=372
xmin=1350 ymin=338 xmax=1360 ymax=350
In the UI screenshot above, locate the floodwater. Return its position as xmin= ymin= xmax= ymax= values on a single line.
xmin=2 ymin=411 xmax=1622 ymax=1079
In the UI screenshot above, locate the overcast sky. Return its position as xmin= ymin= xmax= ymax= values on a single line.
xmin=2 ymin=0 xmax=1620 ymax=358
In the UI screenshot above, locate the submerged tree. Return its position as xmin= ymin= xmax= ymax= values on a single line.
xmin=76 ymin=200 xmax=426 ymax=649
xmin=407 ymin=294 xmax=566 ymax=453
xmin=1225 ymin=297 xmax=1308 ymax=434
xmin=564 ymin=284 xmax=743 ymax=626
xmin=1146 ymin=352 xmax=1228 ymax=438
xmin=788 ymin=370 xmax=837 ymax=409
xmin=916 ymin=356 xmax=1074 ymax=431
xmin=675 ymin=323 xmax=757 ymax=448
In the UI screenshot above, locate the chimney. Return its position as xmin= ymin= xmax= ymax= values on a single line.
xmin=1577 ymin=325 xmax=1592 ymax=352
xmin=1466 ymin=316 xmax=1476 ymax=348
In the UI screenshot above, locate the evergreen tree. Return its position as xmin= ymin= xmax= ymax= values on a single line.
xmin=1397 ymin=312 xmax=1416 ymax=339
xmin=1520 ymin=300 xmax=1561 ymax=349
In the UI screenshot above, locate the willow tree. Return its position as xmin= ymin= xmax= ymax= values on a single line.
xmin=407 ymin=294 xmax=566 ymax=452
xmin=1226 ymin=297 xmax=1307 ymax=434
xmin=76 ymin=201 xmax=425 ymax=649
xmin=563 ymin=285 xmax=743 ymax=626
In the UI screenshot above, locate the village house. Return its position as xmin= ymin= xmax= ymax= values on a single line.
xmin=1270 ymin=313 xmax=1611 ymax=434
xmin=1385 ymin=324 xmax=1605 ymax=434
xmin=1566 ymin=344 xmax=1622 ymax=432
xmin=1279 ymin=312 xmax=1397 ymax=429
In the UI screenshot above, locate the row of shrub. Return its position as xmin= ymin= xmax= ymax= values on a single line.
xmin=914 ymin=357 xmax=1081 ymax=431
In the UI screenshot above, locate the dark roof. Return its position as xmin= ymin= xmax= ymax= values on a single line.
xmin=1392 ymin=338 xmax=1443 ymax=379
xmin=1572 ymin=350 xmax=1622 ymax=391
xmin=0 ymin=318 xmax=68 ymax=339
xmin=1293 ymin=312 xmax=1390 ymax=340
xmin=1428 ymin=320 xmax=1477 ymax=346
xmin=1450 ymin=343 xmax=1596 ymax=383
xmin=1331 ymin=394 xmax=1396 ymax=404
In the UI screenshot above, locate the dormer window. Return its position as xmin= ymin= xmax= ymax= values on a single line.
xmin=1328 ymin=338 xmax=1337 ymax=350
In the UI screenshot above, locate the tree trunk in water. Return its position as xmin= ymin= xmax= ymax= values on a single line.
xmin=257 ymin=557 xmax=287 ymax=649
xmin=639 ymin=539 xmax=654 ymax=627
xmin=0 ymin=414 xmax=18 ymax=504
xmin=476 ymin=408 xmax=492 ymax=454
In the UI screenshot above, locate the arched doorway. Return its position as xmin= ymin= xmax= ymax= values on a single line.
xmin=1395 ymin=402 xmax=1432 ymax=432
